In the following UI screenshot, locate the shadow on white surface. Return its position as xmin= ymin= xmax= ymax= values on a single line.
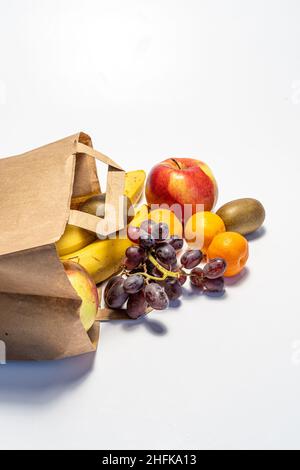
xmin=0 ymin=352 xmax=95 ymax=404
xmin=224 ymin=267 xmax=250 ymax=287
xmin=182 ymin=285 xmax=228 ymax=301
xmin=169 ymin=299 xmax=182 ymax=309
xmin=205 ymin=290 xmax=227 ymax=300
xmin=245 ymin=226 xmax=267 ymax=242
xmin=122 ymin=316 xmax=168 ymax=336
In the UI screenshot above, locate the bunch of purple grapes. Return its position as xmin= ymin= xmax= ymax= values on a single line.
xmin=104 ymin=219 xmax=227 ymax=319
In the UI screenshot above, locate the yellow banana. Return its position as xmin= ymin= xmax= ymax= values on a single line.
xmin=60 ymin=204 xmax=149 ymax=284
xmin=57 ymin=170 xmax=146 ymax=257
xmin=60 ymin=237 xmax=132 ymax=284
xmin=56 ymin=224 xmax=96 ymax=257
xmin=129 ymin=203 xmax=149 ymax=226
xmin=124 ymin=170 xmax=146 ymax=205
xmin=71 ymin=170 xmax=146 ymax=209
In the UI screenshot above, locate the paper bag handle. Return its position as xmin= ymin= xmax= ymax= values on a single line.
xmin=68 ymin=143 xmax=126 ymax=236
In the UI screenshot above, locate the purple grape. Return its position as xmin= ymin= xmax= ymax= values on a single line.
xmin=127 ymin=225 xmax=141 ymax=244
xmin=127 ymin=267 xmax=144 ymax=274
xmin=203 ymin=277 xmax=225 ymax=292
xmin=178 ymin=273 xmax=187 ymax=285
xmin=155 ymin=243 xmax=177 ymax=266
xmin=139 ymin=233 xmax=156 ymax=249
xmin=180 ymin=250 xmax=203 ymax=269
xmin=105 ymin=276 xmax=120 ymax=292
xmin=168 ymin=235 xmax=184 ymax=251
xmin=124 ymin=257 xmax=138 ymax=270
xmin=144 ymin=283 xmax=169 ymax=310
xmin=145 ymin=260 xmax=164 ymax=279
xmin=125 ymin=246 xmax=146 ymax=268
xmin=164 ymin=278 xmax=183 ymax=301
xmin=171 ymin=266 xmax=187 ymax=285
xmin=171 ymin=261 xmax=179 ymax=271
xmin=127 ymin=290 xmax=148 ymax=319
xmin=145 ymin=258 xmax=155 ymax=272
xmin=190 ymin=267 xmax=204 ymax=287
xmin=105 ymin=277 xmax=129 ymax=308
xmin=140 ymin=219 xmax=156 ymax=235
xmin=152 ymin=222 xmax=169 ymax=242
xmin=123 ymin=274 xmax=145 ymax=294
xmin=203 ymin=258 xmax=227 ymax=279
xmin=158 ymin=259 xmax=178 ymax=271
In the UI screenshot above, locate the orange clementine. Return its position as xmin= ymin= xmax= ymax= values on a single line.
xmin=184 ymin=211 xmax=226 ymax=252
xmin=207 ymin=232 xmax=249 ymax=277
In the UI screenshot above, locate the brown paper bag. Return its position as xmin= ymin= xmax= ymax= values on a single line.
xmin=0 ymin=132 xmax=128 ymax=361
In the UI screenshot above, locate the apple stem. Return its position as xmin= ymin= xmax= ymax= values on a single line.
xmin=171 ymin=158 xmax=181 ymax=170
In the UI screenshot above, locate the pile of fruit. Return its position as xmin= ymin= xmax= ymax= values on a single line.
xmin=57 ymin=158 xmax=265 ymax=330
xmin=105 ymin=221 xmax=229 ymax=319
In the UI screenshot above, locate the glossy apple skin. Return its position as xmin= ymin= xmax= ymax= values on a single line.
xmin=145 ymin=158 xmax=218 ymax=220
xmin=63 ymin=261 xmax=99 ymax=332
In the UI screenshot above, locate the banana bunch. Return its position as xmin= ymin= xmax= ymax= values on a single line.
xmin=58 ymin=169 xmax=147 ymax=285
xmin=60 ymin=204 xmax=148 ymax=284
xmin=56 ymin=170 xmax=146 ymax=257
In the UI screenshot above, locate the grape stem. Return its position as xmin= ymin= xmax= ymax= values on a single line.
xmin=148 ymin=254 xmax=180 ymax=280
xmin=124 ymin=255 xmax=192 ymax=282
xmin=126 ymin=254 xmax=181 ymax=282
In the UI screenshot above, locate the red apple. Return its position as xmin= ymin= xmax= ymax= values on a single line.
xmin=63 ymin=261 xmax=99 ymax=332
xmin=146 ymin=158 xmax=218 ymax=221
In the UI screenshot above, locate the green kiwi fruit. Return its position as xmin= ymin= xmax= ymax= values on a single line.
xmin=216 ymin=198 xmax=265 ymax=235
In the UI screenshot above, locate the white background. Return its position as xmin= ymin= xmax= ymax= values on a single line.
xmin=0 ymin=0 xmax=300 ymax=450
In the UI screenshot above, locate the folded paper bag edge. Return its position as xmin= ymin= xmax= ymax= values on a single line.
xmin=0 ymin=131 xmax=116 ymax=257
xmin=0 ymin=135 xmax=80 ymax=257
xmin=0 ymin=131 xmax=92 ymax=162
